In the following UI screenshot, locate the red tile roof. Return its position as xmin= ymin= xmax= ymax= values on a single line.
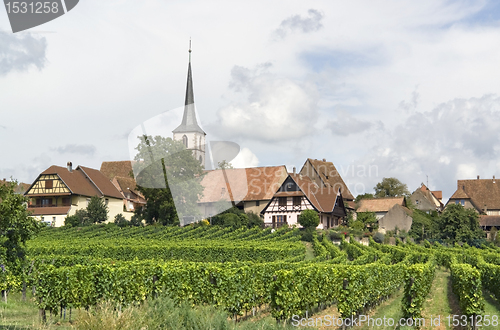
xmin=198 ymin=166 xmax=287 ymax=204
xmin=100 ymin=161 xmax=135 ymax=180
xmin=479 ymin=215 xmax=500 ymax=227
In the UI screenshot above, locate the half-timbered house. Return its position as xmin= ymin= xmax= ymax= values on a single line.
xmin=261 ymin=173 xmax=347 ymax=229
xmin=25 ymin=162 xmax=128 ymax=227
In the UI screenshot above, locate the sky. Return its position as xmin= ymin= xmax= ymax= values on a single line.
xmin=1 ymin=0 xmax=500 ymax=201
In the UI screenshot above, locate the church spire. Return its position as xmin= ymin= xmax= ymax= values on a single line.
xmin=173 ymin=40 xmax=205 ymax=134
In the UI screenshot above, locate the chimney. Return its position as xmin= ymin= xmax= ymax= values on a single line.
xmin=67 ymin=162 xmax=73 ymax=172
xmin=477 ymin=175 xmax=480 ymax=180
xmin=322 ymin=158 xmax=326 ymax=162
xmin=494 ymin=175 xmax=496 ymax=183
xmin=293 ymin=167 xmax=296 ymax=174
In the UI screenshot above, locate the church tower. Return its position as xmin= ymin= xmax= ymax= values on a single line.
xmin=172 ymin=42 xmax=206 ymax=168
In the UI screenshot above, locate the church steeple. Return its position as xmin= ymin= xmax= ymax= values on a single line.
xmin=172 ymin=41 xmax=206 ymax=167
xmin=173 ymin=40 xmax=205 ymax=135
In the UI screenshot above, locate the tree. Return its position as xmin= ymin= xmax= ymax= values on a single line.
xmin=298 ymin=209 xmax=320 ymax=229
xmin=408 ymin=209 xmax=439 ymax=242
xmin=216 ymin=160 xmax=233 ymax=169
xmin=86 ymin=196 xmax=108 ymax=224
xmin=114 ymin=213 xmax=129 ymax=227
xmin=0 ymin=181 xmax=41 ymax=268
xmin=247 ymin=211 xmax=264 ymax=228
xmin=64 ymin=209 xmax=91 ymax=227
xmin=133 ymin=135 xmax=204 ymax=226
xmin=354 ymin=212 xmax=378 ymax=231
xmin=354 ymin=193 xmax=374 ymax=204
xmin=437 ymin=204 xmax=485 ymax=244
xmin=374 ymin=177 xmax=410 ymax=198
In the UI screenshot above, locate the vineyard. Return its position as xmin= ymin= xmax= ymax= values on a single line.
xmin=2 ymin=224 xmax=500 ymax=328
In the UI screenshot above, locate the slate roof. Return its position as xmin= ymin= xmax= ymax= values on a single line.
xmin=301 ymin=158 xmax=354 ymax=200
xmin=357 ymin=197 xmax=406 ymax=213
xmin=172 ymin=57 xmax=205 ymax=134
xmin=449 ymin=178 xmax=500 ymax=211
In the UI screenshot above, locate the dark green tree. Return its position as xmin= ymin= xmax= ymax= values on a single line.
xmin=437 ymin=204 xmax=485 ymax=244
xmin=355 ymin=212 xmax=378 ymax=231
xmin=64 ymin=209 xmax=91 ymax=227
xmin=298 ymin=209 xmax=320 ymax=229
xmin=86 ymin=196 xmax=108 ymax=224
xmin=354 ymin=193 xmax=374 ymax=204
xmin=408 ymin=209 xmax=439 ymax=242
xmin=247 ymin=211 xmax=264 ymax=228
xmin=133 ymin=135 xmax=204 ymax=226
xmin=0 ymin=181 xmax=42 ymax=268
xmin=374 ymin=177 xmax=410 ymax=198
xmin=114 ymin=213 xmax=129 ymax=227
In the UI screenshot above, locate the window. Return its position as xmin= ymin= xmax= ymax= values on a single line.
xmin=105 ymin=198 xmax=109 ymax=205
xmin=41 ymin=198 xmax=52 ymax=207
xmin=461 ymin=199 xmax=465 ymax=206
xmin=221 ymin=187 xmax=226 ymax=197
xmin=276 ymin=215 xmax=284 ymax=224
xmin=286 ymin=182 xmax=293 ymax=191
xmin=279 ymin=197 xmax=287 ymax=206
xmin=45 ymin=179 xmax=53 ymax=189
xmin=293 ymin=196 xmax=301 ymax=206
xmin=182 ymin=135 xmax=188 ymax=148
xmin=199 ymin=156 xmax=203 ymax=164
xmin=256 ymin=200 xmax=260 ymax=206
xmin=62 ymin=197 xmax=71 ymax=206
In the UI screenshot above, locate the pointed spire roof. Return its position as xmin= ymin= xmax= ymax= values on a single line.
xmin=173 ymin=42 xmax=205 ymax=135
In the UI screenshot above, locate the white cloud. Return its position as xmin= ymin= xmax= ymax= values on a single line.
xmin=0 ymin=33 xmax=47 ymax=75
xmin=215 ymin=64 xmax=319 ymax=143
xmin=354 ymin=94 xmax=500 ymax=199
xmin=273 ymin=9 xmax=324 ymax=40
xmin=231 ymin=148 xmax=259 ymax=168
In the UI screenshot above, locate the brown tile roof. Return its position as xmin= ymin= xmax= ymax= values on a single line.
xmin=449 ymin=179 xmax=500 ymax=210
xmin=479 ymin=215 xmax=500 ymax=227
xmin=432 ymin=191 xmax=443 ymax=200
xmin=29 ymin=165 xmax=123 ymax=199
xmin=100 ymin=161 xmax=134 ymax=181
xmin=27 ymin=206 xmax=71 ymax=216
xmin=198 ymin=166 xmax=287 ymax=204
xmin=288 ymin=173 xmax=343 ymax=213
xmin=357 ymin=197 xmax=406 ymax=213
xmin=450 ymin=187 xmax=470 ymax=200
xmin=112 ymin=176 xmax=146 ymax=203
xmin=302 ymin=158 xmax=354 ymax=200
xmin=79 ymin=166 xmax=124 ymax=200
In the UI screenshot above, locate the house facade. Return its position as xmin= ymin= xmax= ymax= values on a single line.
xmin=410 ymin=183 xmax=443 ymax=213
xmin=261 ymin=173 xmax=346 ymax=229
xmin=299 ymin=158 xmax=355 ymax=210
xmin=25 ymin=162 xmax=129 ymax=227
xmin=357 ymin=197 xmax=407 ymax=220
xmin=447 ymin=176 xmax=500 ymax=215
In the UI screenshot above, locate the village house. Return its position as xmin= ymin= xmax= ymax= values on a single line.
xmin=100 ymin=161 xmax=146 ymax=213
xmin=409 ymin=183 xmax=443 ymax=213
xmin=198 ymin=165 xmax=288 ymax=219
xmin=356 ymin=197 xmax=412 ymax=233
xmin=25 ymin=162 xmax=129 ymax=227
xmin=447 ymin=175 xmax=500 ymax=230
xmin=261 ymin=171 xmax=347 ymax=229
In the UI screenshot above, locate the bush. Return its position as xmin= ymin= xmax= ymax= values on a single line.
xmin=373 ymin=232 xmax=385 ymax=243
xmin=247 ymin=211 xmax=264 ymax=228
xmin=130 ymin=214 xmax=143 ymax=227
xmin=300 ymin=228 xmax=315 ymax=242
xmin=329 ymin=231 xmax=344 ymax=240
xmin=64 ymin=209 xmax=90 ymax=227
xmin=114 ymin=214 xmax=129 ymax=227
xmin=298 ymin=209 xmax=320 ymax=229
xmin=87 ymin=196 xmax=109 ymax=224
